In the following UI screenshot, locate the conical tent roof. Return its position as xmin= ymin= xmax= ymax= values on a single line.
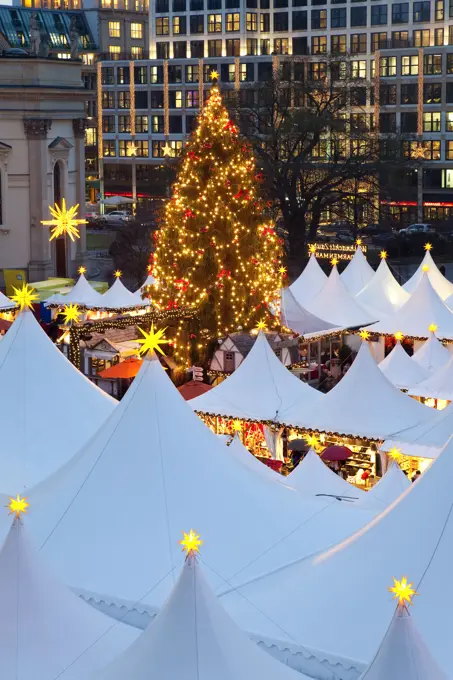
xmin=0 ymin=290 xmax=16 ymax=310
xmin=0 ymin=517 xmax=138 ymax=680
xmin=0 ymin=311 xmax=116 ymax=492
xmin=289 ymin=254 xmax=327 ymax=306
xmin=219 ymin=436 xmax=453 ymax=676
xmin=305 ymin=265 xmax=377 ymax=328
xmin=22 ymin=353 xmax=379 ymax=607
xmin=45 ymin=273 xmax=104 ymax=307
xmin=280 ymin=287 xmax=340 ymax=336
xmin=403 ymin=250 xmax=453 ymax=300
xmin=99 ymin=278 xmax=149 ymax=310
xmin=383 ymin=402 xmax=452 ymax=459
xmin=412 ymin=331 xmax=451 ymax=374
xmin=379 ymin=341 xmax=429 ymax=390
xmin=356 ymin=259 xmax=410 ymax=317
xmin=341 ymin=246 xmax=375 ymax=295
xmin=95 ymin=551 xmax=312 ymax=680
xmin=408 ymin=354 xmax=453 ymax=401
xmin=356 ymin=462 xmax=411 ymax=510
xmin=192 ymin=332 xmax=321 ymax=422
xmin=277 ymin=342 xmax=436 ymax=440
xmin=225 ymin=435 xmax=287 ymax=485
xmin=367 ymin=274 xmax=453 ymax=341
xmin=289 ymin=449 xmax=365 ymax=500
xmin=358 ymin=604 xmax=448 ymax=680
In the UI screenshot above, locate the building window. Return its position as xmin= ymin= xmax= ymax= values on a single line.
xmin=173 ymin=0 xmax=186 ymax=9
xmin=401 ymin=83 xmax=418 ymax=104
xmin=435 ymin=0 xmax=444 ymax=17
xmin=311 ymin=36 xmax=327 ymax=54
xmin=108 ymin=45 xmax=121 ymax=59
xmin=311 ymin=9 xmax=326 ymax=28
xmin=292 ymin=10 xmax=307 ymax=29
xmin=169 ymin=90 xmax=183 ymax=108
xmin=446 ymin=142 xmax=453 ymax=160
xmin=136 ymin=115 xmax=148 ymax=132
xmin=150 ymin=66 xmax=163 ymax=83
xmin=151 ymin=115 xmax=164 ymax=133
xmin=371 ymin=32 xmax=387 ymax=51
xmin=401 ymin=112 xmax=417 ymax=132
xmin=380 ymin=56 xmax=397 ymax=76
xmin=260 ymin=13 xmax=270 ymax=30
xmin=350 ymin=6 xmax=367 ymax=25
xmin=208 ymin=39 xmax=222 ymax=56
xmin=424 ymin=83 xmax=442 ymax=103
xmin=351 ymin=86 xmax=366 ymax=105
xmin=331 ymin=7 xmax=346 ymax=27
xmin=309 ymin=61 xmax=327 ymax=79
xmin=102 ymin=115 xmax=115 ymax=132
xmin=226 ymin=12 xmax=240 ymax=30
xmin=247 ymin=38 xmax=258 ymax=54
xmin=274 ymin=12 xmax=288 ymax=30
xmin=190 ymin=40 xmax=205 ymax=57
xmin=130 ymin=22 xmax=143 ymax=38
xmin=108 ymin=21 xmax=120 ymax=37
xmin=274 ymin=38 xmax=289 ymax=53
xmin=118 ymin=91 xmax=131 ymax=108
xmin=351 ymin=33 xmax=367 ymax=53
xmin=434 ymin=28 xmax=444 ymax=44
xmin=103 ymin=140 xmax=116 ymax=157
xmin=102 ymin=67 xmax=114 ymax=85
xmin=131 ymin=46 xmax=143 ymax=59
xmin=190 ymin=15 xmax=204 ymax=33
xmin=402 ymin=55 xmax=419 ymax=75
xmin=102 ymin=92 xmax=115 ymax=108
xmin=152 ymin=140 xmax=183 ymax=158
xmin=391 ymin=30 xmax=408 ymax=46
xmin=208 ymin=14 xmax=222 ymax=31
xmin=185 ymin=90 xmax=200 ymax=107
xmin=173 ymin=41 xmax=186 ymax=57
xmin=331 ymin=34 xmax=346 ymax=53
xmin=446 ymin=112 xmax=453 ymax=131
xmin=117 ymin=67 xmax=130 ymax=85
xmin=351 ymin=60 xmax=366 ymax=79
xmin=414 ymin=1 xmax=430 ymax=21
xmin=260 ymin=38 xmax=270 ymax=53
xmin=156 ymin=17 xmax=169 ymax=35
xmin=156 ymin=42 xmax=169 ymax=58
xmin=392 ymin=2 xmax=409 ymax=22
xmin=156 ymin=0 xmax=168 ymax=9
xmin=413 ymin=29 xmax=430 ymax=46
xmin=173 ymin=16 xmax=186 ymax=34
xmin=226 ymin=38 xmax=240 ymax=55
xmin=424 ymin=54 xmax=442 ymax=75
xmin=380 ymin=84 xmax=397 ymax=105
xmin=423 ymin=112 xmax=441 ymax=131
xmin=135 ymin=66 xmax=147 ymax=84
xmin=186 ymin=65 xmax=199 ymax=82
xmin=118 ymin=115 xmax=130 ymax=132
xmin=246 ymin=12 xmax=258 ymax=30
xmin=371 ymin=5 xmax=387 ymax=24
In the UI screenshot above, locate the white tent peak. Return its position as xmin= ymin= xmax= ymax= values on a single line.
xmin=341 ymin=246 xmax=375 ymax=295
xmin=289 ymin=254 xmax=327 ymax=306
xmin=357 ymin=259 xmax=410 ymax=317
xmin=95 ymin=551 xmax=312 ymax=680
xmin=412 ymin=331 xmax=451 ymax=374
xmin=379 ymin=341 xmax=429 ymax=390
xmin=280 ymin=287 xmax=340 ymax=337
xmin=289 ymin=449 xmax=365 ymax=500
xmin=0 ymin=290 xmax=16 ymax=310
xmin=100 ymin=277 xmax=149 ymax=310
xmin=409 ymin=353 xmax=453 ymax=401
xmin=44 ymin=272 xmax=104 ymax=308
xmin=404 ymin=250 xmax=453 ymax=301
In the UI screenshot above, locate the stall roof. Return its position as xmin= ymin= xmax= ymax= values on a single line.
xmin=382 ymin=401 xmax=452 ymax=459
xmin=98 ymin=278 xmax=150 ymax=310
xmin=45 ymin=272 xmax=104 ymax=308
xmin=356 ymin=259 xmax=410 ymax=317
xmin=378 ymin=341 xmax=429 ymax=391
xmin=288 ymin=449 xmax=365 ymax=500
xmin=408 ymin=354 xmax=453 ymax=401
xmin=0 ymin=290 xmax=16 ymax=311
xmin=355 ymin=461 xmax=411 ymax=510
xmin=412 ymin=331 xmax=452 ymax=374
xmin=224 ymin=434 xmax=288 ymax=486
xmin=403 ymin=250 xmax=453 ymax=301
xmin=289 ymin=254 xmax=327 ymax=306
xmin=280 ymin=287 xmax=341 ymax=337
xmin=341 ymin=246 xmax=375 ymax=295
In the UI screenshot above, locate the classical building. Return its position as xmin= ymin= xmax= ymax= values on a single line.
xmin=0 ymin=56 xmax=90 ymax=283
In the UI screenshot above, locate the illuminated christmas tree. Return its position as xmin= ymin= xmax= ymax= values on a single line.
xmin=152 ymin=77 xmax=284 ymax=364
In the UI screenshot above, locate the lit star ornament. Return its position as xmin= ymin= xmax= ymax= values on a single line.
xmin=8 ymin=494 xmax=29 ymax=518
xmin=232 ymin=419 xmax=242 ymax=432
xmin=10 ymin=283 xmax=39 ymax=311
xmin=388 ymin=446 xmax=403 ymax=462
xmin=422 ymin=264 xmax=429 ymax=272
xmin=429 ymin=323 xmax=438 ymax=333
xmin=114 ymin=270 xmax=122 ymax=278
xmin=209 ymin=69 xmax=219 ymax=81
xmin=380 ymin=250 xmax=388 ymax=259
xmin=279 ymin=266 xmax=287 ymax=275
xmin=41 ymin=199 xmax=87 ymax=242
xmin=394 ymin=331 xmax=404 ymax=342
xmin=309 ymin=244 xmax=317 ymax=254
xmin=78 ymin=265 xmax=87 ymax=275
xmin=162 ymin=143 xmax=172 ymax=158
xmin=256 ymin=320 xmax=267 ymax=331
xmin=359 ymin=329 xmax=371 ymax=341
xmin=389 ymin=576 xmax=418 ymax=607
xmin=62 ymin=303 xmax=80 ymax=325
xmin=331 ymin=256 xmax=339 ymax=267
xmin=137 ymin=322 xmax=169 ymax=356
xmin=424 ymin=242 xmax=432 ymax=251
xmin=180 ymin=530 xmax=203 ymax=555
xmin=356 ymin=238 xmax=363 ymax=246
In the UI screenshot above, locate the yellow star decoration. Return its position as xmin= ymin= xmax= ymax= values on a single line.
xmin=7 ymin=494 xmax=29 ymax=518
xmin=162 ymin=143 xmax=172 ymax=158
xmin=114 ymin=270 xmax=122 ymax=278
xmin=41 ymin=199 xmax=87 ymax=242
xmin=394 ymin=331 xmax=404 ymax=342
xmin=232 ymin=419 xmax=242 ymax=432
xmin=380 ymin=250 xmax=388 ymax=259
xmin=356 ymin=238 xmax=363 ymax=246
xmin=62 ymin=303 xmax=80 ymax=325
xmin=210 ymin=69 xmax=219 ymax=81
xmin=424 ymin=242 xmax=432 ymax=251
xmin=279 ymin=266 xmax=287 ymax=275
xmin=78 ymin=265 xmax=87 ymax=275
xmin=422 ymin=264 xmax=429 ymax=272
xmin=180 ymin=529 xmax=203 ymax=555
xmin=137 ymin=322 xmax=169 ymax=356
xmin=389 ymin=576 xmax=418 ymax=607
xmin=10 ymin=283 xmax=39 ymax=311
xmin=147 ymin=264 xmax=153 ymax=273
xmin=388 ymin=446 xmax=403 ymax=462
xmin=331 ymin=257 xmax=339 ymax=267
xmin=305 ymin=433 xmax=320 ymax=451
xmin=256 ymin=320 xmax=267 ymax=331
xmin=359 ymin=329 xmax=371 ymax=341
xmin=309 ymin=244 xmax=317 ymax=254
xmin=429 ymin=323 xmax=438 ymax=333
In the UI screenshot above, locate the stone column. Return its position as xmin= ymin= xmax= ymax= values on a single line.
xmin=24 ymin=118 xmax=54 ymax=282
xmin=72 ymin=118 xmax=88 ymax=268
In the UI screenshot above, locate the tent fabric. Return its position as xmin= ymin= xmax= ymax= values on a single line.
xmin=44 ymin=273 xmax=104 ymax=308
xmin=178 ymin=380 xmax=213 ymax=400
xmin=276 ymin=342 xmax=436 ymax=440
xmin=358 ymin=605 xmax=448 ymax=680
xmin=280 ymin=287 xmax=341 ymax=336
xmin=94 ymin=552 xmax=312 ymax=680
xmin=0 ymin=290 xmax=16 ymax=310
xmin=289 ymin=449 xmax=365 ymax=500
xmin=340 ymin=247 xmax=375 ymax=296
xmin=378 ymin=341 xmax=429 ymax=391
xmin=382 ymin=404 xmax=450 ymax=459
xmin=97 ymin=357 xmax=143 ymax=379
xmin=219 ymin=435 xmax=453 ymax=677
xmin=138 ymin=273 xmax=157 ymax=292
xmin=408 ymin=354 xmax=453 ymax=401
xmin=355 ymin=462 xmax=411 ymax=510
xmin=225 ymin=434 xmax=288 ymax=486
xmin=403 ymin=251 xmax=453 ymax=301
xmin=356 ymin=259 xmax=410 ymax=317
xmin=412 ymin=331 xmax=451 ymax=374
xmin=366 ymin=273 xmax=453 ymax=341
xmin=0 ymin=311 xmax=116 ymax=493
xmin=18 ymin=353 xmax=381 ymax=609
xmin=191 ymin=332 xmax=321 ymax=422
xmin=0 ymin=518 xmax=138 ymax=680
xmin=289 ymin=254 xmax=327 ymax=306
xmin=305 ymin=266 xmax=377 ymax=329
xmin=98 ymin=278 xmax=149 ymax=310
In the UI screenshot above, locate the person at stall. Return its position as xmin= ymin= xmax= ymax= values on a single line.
xmin=412 ymin=470 xmax=421 ymax=483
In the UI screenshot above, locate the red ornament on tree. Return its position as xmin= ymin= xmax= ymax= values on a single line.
xmin=185 ymin=209 xmax=195 ymax=218
xmin=224 ymin=120 xmax=237 ymax=134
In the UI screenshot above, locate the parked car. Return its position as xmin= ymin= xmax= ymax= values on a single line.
xmin=97 ymin=210 xmax=134 ymax=226
xmin=399 ymin=223 xmax=434 ymax=235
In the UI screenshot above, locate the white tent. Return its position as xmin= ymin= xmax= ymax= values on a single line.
xmin=412 ymin=330 xmax=451 ymax=374
xmin=289 ymin=254 xmax=327 ymax=306
xmin=305 ymin=265 xmax=377 ymax=329
xmin=219 ymin=435 xmax=453 ymax=678
xmin=44 ymin=272 xmax=104 ymax=308
xmin=403 ymin=250 xmax=453 ymax=301
xmin=0 ymin=290 xmax=16 ymax=311
xmin=358 ymin=602 xmax=447 ymax=680
xmin=356 ymin=259 xmax=410 ymax=317
xmin=280 ymin=287 xmax=341 ymax=337
xmin=288 ymin=449 xmax=365 ymax=500
xmin=382 ymin=402 xmax=452 ymax=459
xmin=277 ymin=342 xmax=436 ymax=441
xmin=21 ymin=353 xmax=380 ymax=609
xmin=356 ymin=462 xmax=411 ymax=510
xmin=0 ymin=516 xmax=138 ymax=680
xmin=0 ymin=311 xmax=116 ymax=492
xmin=191 ymin=332 xmax=321 ymax=422
xmin=408 ymin=354 xmax=453 ymax=402
xmin=379 ymin=341 xmax=429 ymax=391
xmin=138 ymin=273 xmax=157 ymax=292
xmin=95 ymin=550 xmax=312 ymax=680
xmin=99 ymin=277 xmax=149 ymax=310
xmin=341 ymin=246 xmax=375 ymax=296
xmin=366 ymin=273 xmax=453 ymax=341
xmin=224 ymin=435 xmax=288 ymax=485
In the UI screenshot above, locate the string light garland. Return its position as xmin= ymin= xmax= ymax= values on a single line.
xmin=417 ymin=48 xmax=424 ymax=137
xmin=374 ymin=51 xmax=380 ymax=134
xmin=97 ymin=61 xmax=103 ymax=161
xmin=198 ymin=58 xmax=204 ymax=112
xmin=163 ymin=60 xmax=169 ymax=137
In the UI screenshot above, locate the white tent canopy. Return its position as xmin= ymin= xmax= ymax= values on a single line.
xmin=0 ymin=290 xmax=16 ymax=311
xmin=104 ymin=195 xmax=135 ymax=206
xmin=223 ymin=435 xmax=288 ymax=485
xmin=138 ymin=273 xmax=157 ymax=292
xmin=289 ymin=254 xmax=327 ymax=306
xmin=0 ymin=311 xmax=116 ymax=492
xmin=95 ymin=551 xmax=312 ymax=680
xmin=44 ymin=272 xmax=104 ymax=308
xmin=408 ymin=354 xmax=453 ymax=401
xmin=412 ymin=331 xmax=451 ymax=374
xmin=0 ymin=517 xmax=138 ymax=680
xmin=99 ymin=277 xmax=149 ymax=310
xmin=366 ymin=273 xmax=453 ymax=341
xmin=305 ymin=265 xmax=377 ymax=329
xmin=288 ymin=449 xmax=365 ymax=500
xmin=379 ymin=341 xmax=429 ymax=391
xmin=192 ymin=332 xmax=321 ymax=422
xmin=403 ymin=250 xmax=453 ymax=301
xmin=383 ymin=402 xmax=453 ymax=459
xmin=341 ymin=246 xmax=375 ymax=296
xmin=356 ymin=259 xmax=410 ymax=317
xmin=277 ymin=342 xmax=436 ymax=441
xmin=356 ymin=462 xmax=411 ymax=510
xmin=280 ymin=287 xmax=341 ymax=337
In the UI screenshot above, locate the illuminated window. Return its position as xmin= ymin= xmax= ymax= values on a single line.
xmin=186 ymin=64 xmax=199 ymax=82
xmin=331 ymin=34 xmax=346 ymax=54
xmin=185 ymin=90 xmax=199 ymax=107
xmin=118 ymin=115 xmax=131 ymax=133
xmin=152 ymin=140 xmax=183 ymax=158
xmin=82 ymin=53 xmax=95 ymax=65
xmin=380 ymin=56 xmax=397 ymax=76
xmin=402 ymin=55 xmax=418 ymax=75
xmin=118 ymin=91 xmax=131 ymax=108
xmin=413 ymin=29 xmax=430 ymax=46
xmin=156 ymin=17 xmax=169 ymax=35
xmin=208 ymin=14 xmax=222 ymax=31
xmin=351 ymin=60 xmax=366 ymax=79
xmin=57 ymin=53 xmax=70 ymax=59
xmin=103 ymin=140 xmax=116 ymax=157
xmin=102 ymin=92 xmax=115 ymax=108
xmin=108 ymin=45 xmax=121 ymax=59
xmin=274 ymin=38 xmax=288 ymax=54
xmin=85 ymin=128 xmax=97 ymax=146
xmin=131 ymin=46 xmax=143 ymax=58
xmin=311 ymin=36 xmax=327 ymax=54
xmin=226 ymin=13 xmax=240 ymax=31
xmin=226 ymin=39 xmax=240 ymax=55
xmin=447 ymin=142 xmax=453 ymax=160
xmin=246 ymin=12 xmax=257 ymax=30
xmin=136 ymin=115 xmax=148 ymax=132
xmin=247 ymin=38 xmax=258 ymax=54
xmin=130 ymin=22 xmax=143 ymax=39
xmin=446 ymin=112 xmax=453 ymax=131
xmin=108 ymin=21 xmax=121 ymax=37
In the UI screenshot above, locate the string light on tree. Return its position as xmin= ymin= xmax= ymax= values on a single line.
xmin=41 ymin=199 xmax=87 ymax=242
xmin=7 ymin=494 xmax=29 ymax=518
xmin=389 ymin=576 xmax=418 ymax=607
xmin=180 ymin=529 xmax=203 ymax=555
xmin=10 ymin=283 xmax=39 ymax=311
xmin=137 ymin=322 xmax=169 ymax=356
